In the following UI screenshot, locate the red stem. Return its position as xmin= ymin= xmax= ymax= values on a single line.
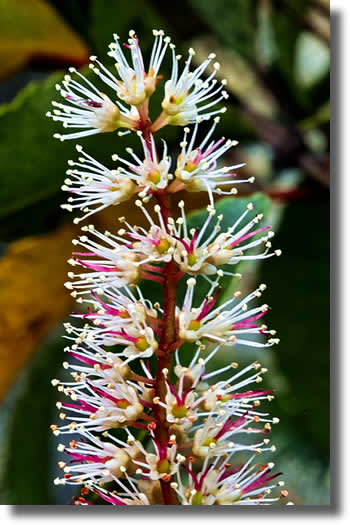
xmin=138 ymin=109 xmax=179 ymax=505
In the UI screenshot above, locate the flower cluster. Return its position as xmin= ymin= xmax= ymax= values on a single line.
xmin=49 ymin=30 xmax=291 ymax=506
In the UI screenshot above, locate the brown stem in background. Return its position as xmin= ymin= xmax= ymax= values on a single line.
xmin=242 ymin=108 xmax=330 ymax=187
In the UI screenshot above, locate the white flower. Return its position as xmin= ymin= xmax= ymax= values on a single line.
xmin=66 ymin=227 xmax=147 ymax=297
xmin=130 ymin=437 xmax=179 ymax=482
xmin=80 ymin=480 xmax=151 ymax=506
xmin=65 ymin=205 xmax=178 ymax=296
xmin=178 ymin=279 xmax=279 ymax=347
xmin=164 ymin=385 xmax=197 ymax=427
xmin=153 ymin=47 xmax=228 ymax=129
xmin=172 ymin=201 xmax=278 ymax=276
xmin=130 ymin=200 xmax=177 ymax=261
xmin=61 ymin=146 xmax=136 ymax=223
xmin=55 ymin=430 xmax=138 ymax=484
xmin=192 ymin=412 xmax=269 ymax=458
xmin=170 ymin=121 xmax=250 ymax=205
xmin=54 ymin=377 xmax=144 ymax=433
xmin=104 ymin=29 xmax=171 ymax=106
xmin=112 ymin=133 xmax=171 ymax=192
xmin=152 ymin=355 xmax=277 ymax=441
xmin=64 ymin=287 xmax=160 ymax=365
xmin=47 ymin=70 xmax=137 ymax=141
xmin=172 ymin=456 xmax=282 ymax=505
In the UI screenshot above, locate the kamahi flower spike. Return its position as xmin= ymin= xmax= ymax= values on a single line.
xmin=48 ymin=29 xmax=292 ymax=506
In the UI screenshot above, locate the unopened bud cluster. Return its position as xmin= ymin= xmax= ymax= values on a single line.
xmin=48 ymin=30 xmax=290 ymax=506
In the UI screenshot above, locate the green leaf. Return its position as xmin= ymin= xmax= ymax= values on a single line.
xmin=270 ymin=8 xmax=299 ymax=85
xmin=257 ymin=198 xmax=330 ymax=458
xmin=1 ymin=327 xmax=65 ymax=504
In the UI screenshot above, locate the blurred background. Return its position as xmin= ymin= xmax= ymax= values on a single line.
xmin=0 ymin=0 xmax=329 ymax=505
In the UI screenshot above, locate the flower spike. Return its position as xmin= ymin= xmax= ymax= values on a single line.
xmin=48 ymin=28 xmax=290 ymax=507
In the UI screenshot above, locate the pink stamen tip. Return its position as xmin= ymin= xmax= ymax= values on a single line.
xmin=80 ymin=260 xmax=120 ymax=273
xmin=218 ymin=465 xmax=242 ymax=482
xmin=177 ymin=237 xmax=191 ymax=252
xmin=232 ymin=311 xmax=266 ymax=330
xmin=168 ymin=383 xmax=182 ymax=406
xmin=168 ymin=384 xmax=190 ymax=407
xmin=89 ymin=382 xmax=124 ymax=404
xmin=62 ymin=400 xmax=97 ymax=414
xmin=215 ymin=413 xmax=248 ymax=439
xmin=67 ymin=451 xmax=110 ymax=464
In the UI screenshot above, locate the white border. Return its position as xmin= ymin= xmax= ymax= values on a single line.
xmin=0 ymin=1 xmax=343 ymax=523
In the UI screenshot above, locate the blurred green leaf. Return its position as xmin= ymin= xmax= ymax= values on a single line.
xmin=264 ymin=429 xmax=330 ymax=505
xmin=90 ymin=0 xmax=168 ymax=57
xmin=270 ymin=7 xmax=300 ymax=86
xmin=189 ymin=0 xmax=256 ymax=61
xmin=258 ymin=198 xmax=330 ymax=458
xmin=295 ymin=32 xmax=330 ymax=88
xmin=299 ymin=102 xmax=330 ymax=131
xmin=48 ymin=0 xmax=92 ymax=45
xmin=1 ymin=328 xmax=64 ymax=504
